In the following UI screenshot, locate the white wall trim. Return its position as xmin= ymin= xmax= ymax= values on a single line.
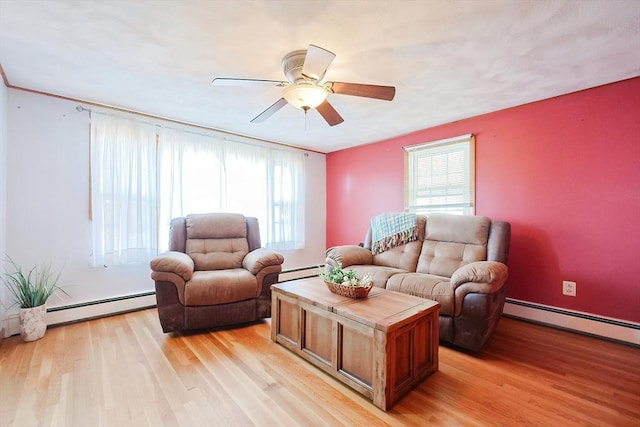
xmin=504 ymin=298 xmax=640 ymax=346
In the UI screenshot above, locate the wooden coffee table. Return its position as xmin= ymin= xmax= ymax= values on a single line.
xmin=271 ymin=277 xmax=439 ymax=411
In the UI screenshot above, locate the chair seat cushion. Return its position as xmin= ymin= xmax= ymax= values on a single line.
xmin=184 ymin=269 xmax=258 ymax=306
xmin=386 ymin=273 xmax=454 ymax=316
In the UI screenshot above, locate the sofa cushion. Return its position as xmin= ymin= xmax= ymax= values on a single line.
xmin=417 ymin=240 xmax=487 ymax=277
xmin=343 ymin=265 xmax=406 ymax=289
xmin=372 ymin=240 xmax=422 ymax=272
xmin=417 ymin=214 xmax=490 ymax=277
xmin=425 ymin=214 xmax=490 ymax=245
xmin=184 ymin=269 xmax=258 ymax=306
xmin=386 ymin=273 xmax=455 ymax=316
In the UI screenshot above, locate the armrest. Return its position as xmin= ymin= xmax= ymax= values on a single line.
xmin=326 ymin=245 xmax=374 ymax=268
xmin=451 ymin=261 xmax=508 ymax=318
xmin=450 ymin=261 xmax=508 ymax=291
xmin=243 ymin=248 xmax=284 ymax=275
xmin=150 ymin=251 xmax=194 ymax=281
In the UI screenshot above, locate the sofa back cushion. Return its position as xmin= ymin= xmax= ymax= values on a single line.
xmin=370 ymin=215 xmax=426 ymax=271
xmin=416 ymin=214 xmax=490 ymax=277
xmin=185 ymin=213 xmax=249 ymax=271
xmin=372 ymin=240 xmax=422 ymax=271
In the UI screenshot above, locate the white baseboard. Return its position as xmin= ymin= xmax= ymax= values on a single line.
xmin=503 ymin=298 xmax=640 ymax=346
xmin=2 ymin=293 xmax=157 ymax=338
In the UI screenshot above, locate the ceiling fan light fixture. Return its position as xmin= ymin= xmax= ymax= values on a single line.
xmin=282 ymin=83 xmax=328 ymax=110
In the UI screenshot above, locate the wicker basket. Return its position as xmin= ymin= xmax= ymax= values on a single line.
xmin=324 ymin=280 xmax=373 ymax=298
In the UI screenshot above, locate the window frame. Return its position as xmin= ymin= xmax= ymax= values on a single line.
xmin=404 ymin=134 xmax=476 ymax=215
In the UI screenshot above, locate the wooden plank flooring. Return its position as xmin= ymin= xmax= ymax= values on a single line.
xmin=1 ymin=308 xmax=639 ymax=426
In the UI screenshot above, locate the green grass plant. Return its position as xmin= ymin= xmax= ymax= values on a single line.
xmin=2 ymin=256 xmax=66 ymax=308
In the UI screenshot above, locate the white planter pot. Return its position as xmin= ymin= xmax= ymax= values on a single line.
xmin=19 ymin=304 xmax=47 ymax=342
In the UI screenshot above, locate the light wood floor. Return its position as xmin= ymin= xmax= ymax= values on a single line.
xmin=1 ymin=309 xmax=638 ymax=427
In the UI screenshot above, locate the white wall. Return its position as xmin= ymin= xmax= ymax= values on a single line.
xmin=5 ymin=89 xmax=327 ymax=310
xmin=0 ymin=81 xmax=7 ymax=325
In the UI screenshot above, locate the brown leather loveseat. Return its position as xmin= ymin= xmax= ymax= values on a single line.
xmin=326 ymin=213 xmax=510 ymax=351
xmin=150 ymin=213 xmax=284 ymax=333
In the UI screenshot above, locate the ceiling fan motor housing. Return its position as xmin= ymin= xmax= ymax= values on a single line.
xmin=282 ymin=50 xmax=308 ymax=83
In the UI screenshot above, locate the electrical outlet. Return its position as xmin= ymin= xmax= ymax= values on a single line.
xmin=563 ymin=280 xmax=577 ymax=297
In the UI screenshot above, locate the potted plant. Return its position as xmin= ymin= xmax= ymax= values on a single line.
xmin=2 ymin=256 xmax=66 ymax=342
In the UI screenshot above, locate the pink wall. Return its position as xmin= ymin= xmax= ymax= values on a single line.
xmin=326 ymin=77 xmax=640 ymax=323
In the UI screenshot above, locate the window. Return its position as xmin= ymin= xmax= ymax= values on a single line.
xmin=91 ymin=113 xmax=305 ymax=266
xmin=404 ymin=134 xmax=475 ymax=215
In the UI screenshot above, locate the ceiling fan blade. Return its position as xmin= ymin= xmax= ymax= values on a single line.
xmin=316 ymin=100 xmax=344 ymax=126
xmin=250 ymin=98 xmax=288 ymax=123
xmin=212 ymin=77 xmax=286 ymax=86
xmin=301 ymin=44 xmax=336 ymax=81
xmin=330 ymin=82 xmax=396 ymax=101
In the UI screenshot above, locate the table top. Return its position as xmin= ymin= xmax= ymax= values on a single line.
xmin=272 ymin=277 xmax=439 ymax=332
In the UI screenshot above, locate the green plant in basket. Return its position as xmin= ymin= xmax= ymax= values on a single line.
xmin=321 ymin=263 xmax=372 ymax=288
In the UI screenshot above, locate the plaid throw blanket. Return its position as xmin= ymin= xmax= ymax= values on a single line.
xmin=371 ymin=213 xmax=418 ymax=255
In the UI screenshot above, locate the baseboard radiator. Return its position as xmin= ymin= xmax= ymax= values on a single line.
xmin=278 ymin=264 xmax=323 ymax=282
xmin=2 ymin=267 xmax=638 ymax=347
xmin=503 ymin=298 xmax=640 ymax=347
xmin=2 ymin=292 xmax=157 ymax=338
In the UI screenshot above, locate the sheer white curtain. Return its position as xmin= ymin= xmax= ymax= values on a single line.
xmin=222 ymin=141 xmax=269 ymax=233
xmin=265 ymin=149 xmax=305 ymax=250
xmin=157 ymin=128 xmax=225 ymax=250
xmin=91 ymin=115 xmax=307 ymax=264
xmin=90 ymin=113 xmax=157 ymax=266
xmin=157 ymin=133 xmax=305 ymax=251
xmin=220 ymin=142 xmax=305 ymax=250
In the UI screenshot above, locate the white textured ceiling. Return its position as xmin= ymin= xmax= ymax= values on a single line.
xmin=1 ymin=0 xmax=639 ymax=153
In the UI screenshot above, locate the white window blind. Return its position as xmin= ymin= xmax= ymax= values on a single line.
xmin=404 ymin=134 xmax=475 ymax=215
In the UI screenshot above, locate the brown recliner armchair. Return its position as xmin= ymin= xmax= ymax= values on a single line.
xmin=150 ymin=213 xmax=284 ymax=333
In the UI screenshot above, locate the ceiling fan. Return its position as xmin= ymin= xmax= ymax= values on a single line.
xmin=212 ymin=44 xmax=395 ymax=126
